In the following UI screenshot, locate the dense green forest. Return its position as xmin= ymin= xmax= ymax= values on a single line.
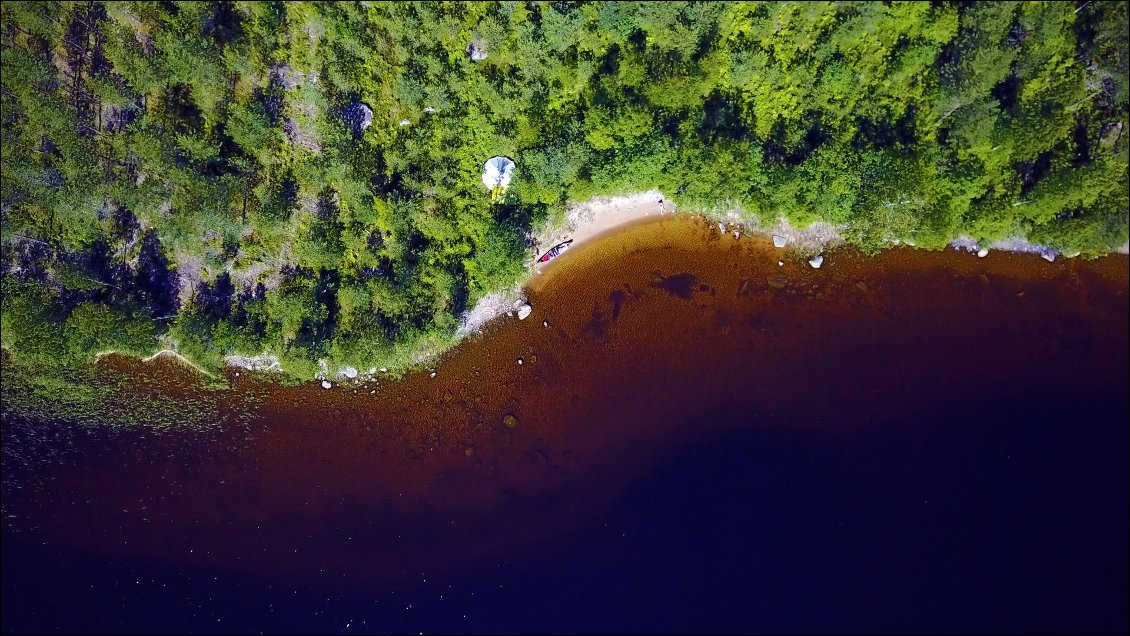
xmin=2 ymin=1 xmax=1127 ymax=404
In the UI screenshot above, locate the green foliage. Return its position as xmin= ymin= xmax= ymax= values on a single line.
xmin=2 ymin=0 xmax=1127 ymax=399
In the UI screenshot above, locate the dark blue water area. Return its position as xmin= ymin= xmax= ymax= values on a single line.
xmin=3 ymin=387 xmax=1128 ymax=634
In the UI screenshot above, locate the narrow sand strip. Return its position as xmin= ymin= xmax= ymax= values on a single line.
xmin=532 ymin=190 xmax=673 ymax=261
xmin=458 ymin=192 xmax=671 ymax=338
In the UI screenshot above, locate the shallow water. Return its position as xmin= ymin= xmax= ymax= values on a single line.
xmin=3 ymin=215 xmax=1128 ymax=632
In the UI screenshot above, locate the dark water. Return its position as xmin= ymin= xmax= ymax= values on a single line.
xmin=3 ymin=216 xmax=1128 ymax=633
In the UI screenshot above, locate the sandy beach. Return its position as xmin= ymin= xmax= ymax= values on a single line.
xmin=532 ymin=190 xmax=673 ymax=263
xmin=456 ymin=191 xmax=674 ymax=338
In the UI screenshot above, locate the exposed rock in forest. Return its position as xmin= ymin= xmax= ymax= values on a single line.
xmin=1100 ymin=121 xmax=1123 ymax=149
xmin=341 ymin=101 xmax=373 ymax=134
xmin=467 ymin=37 xmax=488 ymax=61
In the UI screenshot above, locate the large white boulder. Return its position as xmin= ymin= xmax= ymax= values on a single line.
xmin=809 ymin=255 xmax=824 ymax=269
xmin=772 ymin=234 xmax=788 ymax=248
xmin=517 ymin=304 xmax=532 ymax=320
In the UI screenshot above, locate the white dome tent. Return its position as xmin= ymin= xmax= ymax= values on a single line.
xmin=481 ymin=156 xmax=516 ymax=190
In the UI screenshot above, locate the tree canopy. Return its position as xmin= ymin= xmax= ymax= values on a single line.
xmin=2 ymin=1 xmax=1127 ymax=387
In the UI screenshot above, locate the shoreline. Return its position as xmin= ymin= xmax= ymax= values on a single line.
xmin=456 ymin=190 xmax=1125 ymax=341
xmin=5 ymin=191 xmax=1126 ymax=391
xmin=94 ymin=349 xmax=217 ymax=378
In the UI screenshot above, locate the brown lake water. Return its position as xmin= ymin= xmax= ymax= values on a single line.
xmin=3 ymin=215 xmax=1128 ymax=632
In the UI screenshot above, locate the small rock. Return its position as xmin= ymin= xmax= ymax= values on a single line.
xmin=234 ymin=372 xmax=239 ymax=377
xmin=343 ymin=367 xmax=358 ymax=379
xmin=772 ymin=234 xmax=788 ymax=248
xmin=465 ymin=446 xmax=474 ymax=457
xmin=429 ymin=371 xmax=437 ymax=378
xmin=380 ymin=367 xmax=388 ymax=373
xmin=424 ymin=106 xmax=436 ymax=114
xmin=502 ymin=413 xmax=518 ymax=428
xmin=778 ymin=260 xmax=784 ymax=267
xmin=1100 ymin=121 xmax=1124 ymax=149
xmin=718 ymin=222 xmax=726 ymax=234
xmin=468 ymin=39 xmax=488 ymax=61
xmin=321 ymin=380 xmax=332 ymax=389
xmin=517 ymin=304 xmax=532 ymax=320
xmin=732 ymin=230 xmax=740 ymax=239
xmin=809 ymin=255 xmax=824 ymax=269
xmin=517 ymin=357 xmax=524 ymax=365
xmin=1041 ymin=252 xmax=1056 ymax=262
xmin=399 ymin=119 xmax=410 ymax=127
xmin=542 ymin=320 xmax=549 ymax=327
xmin=977 ymin=248 xmax=989 ymax=258
xmin=342 ymin=101 xmax=373 ymax=134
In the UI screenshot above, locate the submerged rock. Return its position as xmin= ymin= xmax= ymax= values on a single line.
xmin=502 ymin=413 xmax=519 ymax=428
xmin=767 ymin=273 xmax=789 ymax=289
xmin=809 ymin=255 xmax=824 ymax=269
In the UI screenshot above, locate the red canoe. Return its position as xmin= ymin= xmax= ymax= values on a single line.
xmin=537 ymin=239 xmax=573 ymax=263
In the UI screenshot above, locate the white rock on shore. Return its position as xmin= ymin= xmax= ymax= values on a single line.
xmin=772 ymin=234 xmax=788 ymax=248
xmin=809 ymin=255 xmax=824 ymax=269
xmin=517 ymin=304 xmax=532 ymax=320
xmin=457 ymin=284 xmax=527 ymax=337
xmin=224 ymin=354 xmax=284 ymax=373
xmin=321 ymin=380 xmax=332 ymax=389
